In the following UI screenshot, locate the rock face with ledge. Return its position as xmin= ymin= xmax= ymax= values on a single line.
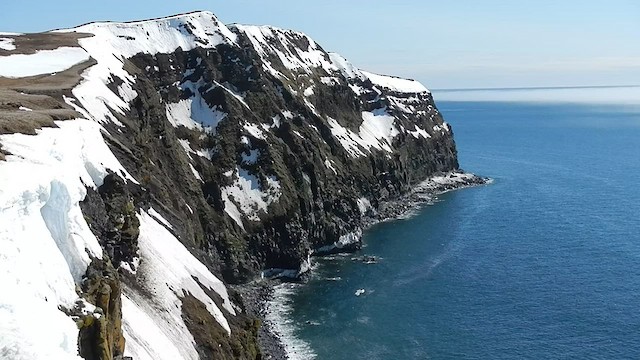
xmin=0 ymin=10 xmax=462 ymax=360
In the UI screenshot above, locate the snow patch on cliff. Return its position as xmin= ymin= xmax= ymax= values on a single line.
xmin=356 ymin=197 xmax=372 ymax=214
xmin=327 ymin=109 xmax=399 ymax=157
xmin=165 ymin=97 xmax=227 ymax=132
xmin=221 ymin=168 xmax=281 ymax=224
xmin=408 ymin=125 xmax=431 ymax=139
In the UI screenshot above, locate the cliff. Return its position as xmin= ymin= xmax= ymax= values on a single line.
xmin=0 ymin=11 xmax=466 ymax=360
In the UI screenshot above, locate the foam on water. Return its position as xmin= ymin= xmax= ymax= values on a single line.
xmin=264 ymin=283 xmax=317 ymax=360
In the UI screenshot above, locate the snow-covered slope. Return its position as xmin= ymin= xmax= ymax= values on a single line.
xmin=0 ymin=119 xmax=134 ymax=359
xmin=122 ymin=211 xmax=235 ymax=360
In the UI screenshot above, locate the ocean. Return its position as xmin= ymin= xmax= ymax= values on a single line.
xmin=267 ymin=87 xmax=640 ymax=359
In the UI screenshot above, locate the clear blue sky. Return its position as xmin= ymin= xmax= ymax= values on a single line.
xmin=1 ymin=0 xmax=638 ymax=89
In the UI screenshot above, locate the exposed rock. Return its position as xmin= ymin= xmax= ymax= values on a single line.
xmin=77 ymin=258 xmax=125 ymax=360
xmin=181 ymin=292 xmax=261 ymax=360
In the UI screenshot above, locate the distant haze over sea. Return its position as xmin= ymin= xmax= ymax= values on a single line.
xmin=432 ymin=85 xmax=640 ymax=105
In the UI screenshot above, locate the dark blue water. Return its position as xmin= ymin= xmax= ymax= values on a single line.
xmin=283 ymin=99 xmax=640 ymax=359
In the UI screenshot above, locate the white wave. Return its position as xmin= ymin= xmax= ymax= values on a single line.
xmin=264 ymin=283 xmax=317 ymax=360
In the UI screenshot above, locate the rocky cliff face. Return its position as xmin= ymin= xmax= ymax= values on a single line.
xmin=0 ymin=11 xmax=460 ymax=360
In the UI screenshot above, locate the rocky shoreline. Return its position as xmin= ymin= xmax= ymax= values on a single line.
xmin=238 ymin=170 xmax=490 ymax=360
xmin=232 ymin=282 xmax=286 ymax=360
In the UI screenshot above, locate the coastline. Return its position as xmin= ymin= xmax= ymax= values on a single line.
xmin=238 ymin=170 xmax=490 ymax=360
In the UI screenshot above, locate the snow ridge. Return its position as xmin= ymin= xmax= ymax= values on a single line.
xmin=59 ymin=11 xmax=237 ymax=125
xmin=232 ymin=24 xmax=337 ymax=79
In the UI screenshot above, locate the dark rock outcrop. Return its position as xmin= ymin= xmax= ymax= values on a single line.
xmin=77 ymin=258 xmax=125 ymax=360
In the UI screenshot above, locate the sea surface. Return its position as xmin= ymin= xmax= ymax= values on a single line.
xmin=269 ymin=87 xmax=640 ymax=359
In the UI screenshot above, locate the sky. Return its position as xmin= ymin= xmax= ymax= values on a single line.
xmin=1 ymin=0 xmax=638 ymax=89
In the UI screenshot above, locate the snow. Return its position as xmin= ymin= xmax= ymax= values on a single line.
xmin=178 ymin=138 xmax=214 ymax=161
xmin=433 ymin=124 xmax=448 ymax=133
xmin=0 ymin=37 xmax=16 ymax=51
xmin=327 ymin=110 xmax=400 ymax=157
xmin=328 ymin=52 xmax=366 ymax=81
xmin=189 ymin=163 xmax=203 ymax=182
xmin=0 ymin=293 xmax=84 ymax=360
xmin=348 ymin=83 xmax=365 ymax=95
xmin=303 ymin=86 xmax=315 ymax=97
xmin=223 ymin=194 xmax=245 ymax=230
xmin=232 ymin=24 xmax=337 ymax=79
xmin=244 ymin=122 xmax=267 ymax=140
xmin=165 ymin=82 xmax=228 ymax=132
xmin=121 ymin=211 xmax=235 ymax=360
xmin=221 ymin=168 xmax=281 ymax=223
xmin=327 ymin=117 xmax=365 ymax=157
xmin=0 ymin=47 xmax=89 ymax=78
xmin=66 ymin=11 xmax=237 ymax=59
xmin=304 ymin=99 xmax=320 ymax=117
xmin=217 ymin=81 xmax=251 ymax=109
xmin=320 ymin=76 xmax=338 ymax=86
xmin=148 ymin=207 xmax=173 ymax=229
xmin=356 ymin=197 xmax=372 ymax=214
xmin=359 ymin=110 xmax=399 ymax=152
xmin=282 ymin=110 xmax=294 ymax=119
xmin=0 ymin=119 xmax=137 ymax=359
xmin=121 ymin=293 xmax=188 ymax=360
xmin=196 ymin=148 xmax=215 ymax=160
xmin=387 ymin=95 xmax=421 ymax=114
xmin=271 ymin=114 xmax=282 ymax=128
xmin=408 ymin=125 xmax=431 ymax=139
xmin=324 ymin=158 xmax=337 ymax=175
xmin=361 ymin=70 xmax=429 ymax=94
xmin=178 ymin=139 xmax=195 ymax=159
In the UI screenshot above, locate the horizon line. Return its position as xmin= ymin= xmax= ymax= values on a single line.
xmin=432 ymin=84 xmax=640 ymax=92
